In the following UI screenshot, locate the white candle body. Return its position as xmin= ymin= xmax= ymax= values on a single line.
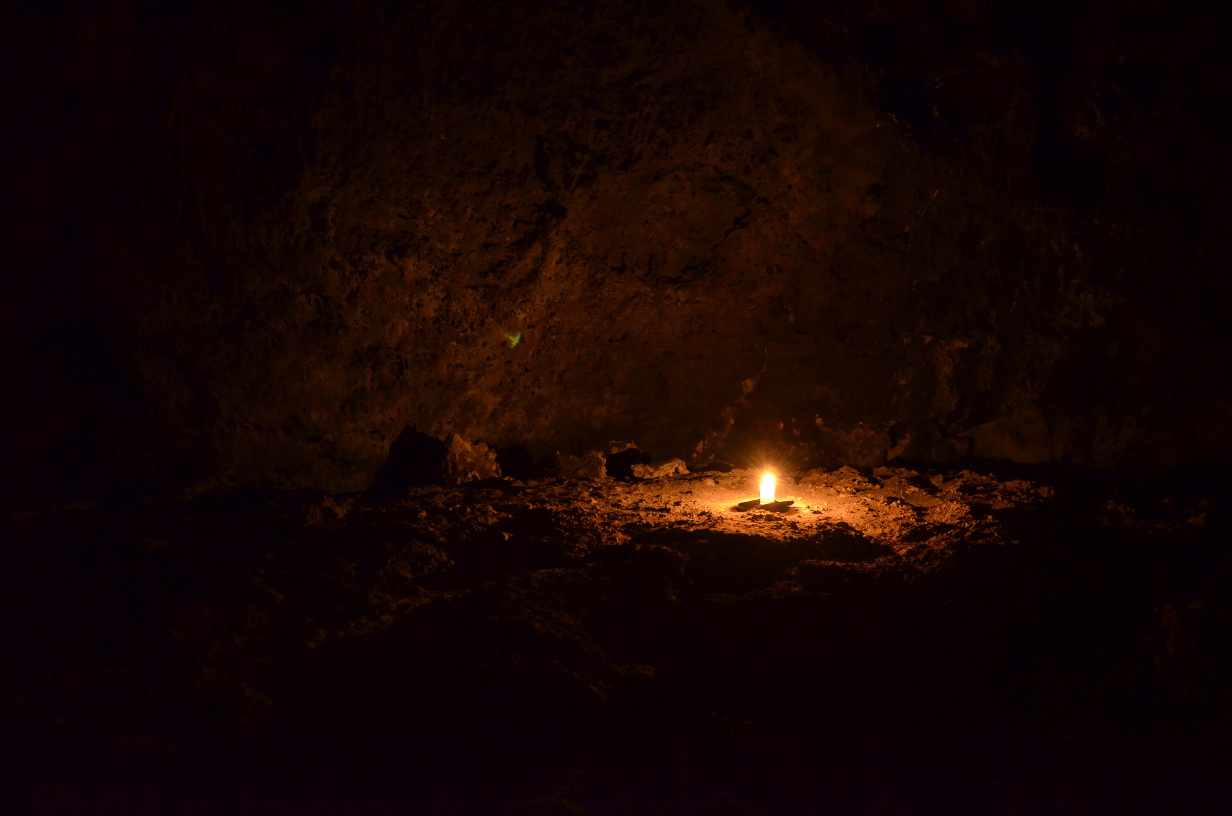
xmin=760 ymin=472 xmax=776 ymax=504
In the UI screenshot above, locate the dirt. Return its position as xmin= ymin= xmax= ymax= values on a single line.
xmin=3 ymin=463 xmax=1229 ymax=814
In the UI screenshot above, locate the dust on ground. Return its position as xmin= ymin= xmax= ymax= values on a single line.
xmin=2 ymin=464 xmax=1228 ymax=815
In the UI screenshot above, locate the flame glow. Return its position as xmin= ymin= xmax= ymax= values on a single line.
xmin=760 ymin=471 xmax=776 ymax=504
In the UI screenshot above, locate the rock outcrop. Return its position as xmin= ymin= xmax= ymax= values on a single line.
xmin=2 ymin=0 xmax=1230 ymax=503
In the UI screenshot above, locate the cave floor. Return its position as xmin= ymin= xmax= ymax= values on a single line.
xmin=3 ymin=464 xmax=1231 ymax=815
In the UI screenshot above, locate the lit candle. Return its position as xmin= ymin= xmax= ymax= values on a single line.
xmin=760 ymin=471 xmax=776 ymax=505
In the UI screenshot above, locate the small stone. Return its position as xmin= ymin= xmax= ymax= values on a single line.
xmin=556 ymin=450 xmax=608 ymax=480
xmin=304 ymin=495 xmax=352 ymax=526
xmin=368 ymin=427 xmax=501 ymax=497
xmin=443 ymin=434 xmax=502 ymax=484
xmin=631 ymin=458 xmax=689 ymax=479
xmin=606 ymin=445 xmax=652 ymax=478
xmin=368 ymin=427 xmax=449 ymax=497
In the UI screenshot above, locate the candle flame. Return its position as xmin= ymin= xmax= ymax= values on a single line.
xmin=760 ymin=471 xmax=776 ymax=504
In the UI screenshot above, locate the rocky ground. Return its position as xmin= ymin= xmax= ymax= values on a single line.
xmin=3 ymin=462 xmax=1231 ymax=814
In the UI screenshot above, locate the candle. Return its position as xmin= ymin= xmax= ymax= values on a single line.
xmin=760 ymin=471 xmax=776 ymax=505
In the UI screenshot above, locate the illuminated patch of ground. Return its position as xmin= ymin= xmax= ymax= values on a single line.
xmin=1 ymin=465 xmax=1228 ymax=814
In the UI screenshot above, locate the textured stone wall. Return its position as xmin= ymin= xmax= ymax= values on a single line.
xmin=3 ymin=0 xmax=1229 ymax=503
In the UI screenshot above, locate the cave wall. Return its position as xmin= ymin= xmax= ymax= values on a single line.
xmin=2 ymin=0 xmax=1230 ymax=503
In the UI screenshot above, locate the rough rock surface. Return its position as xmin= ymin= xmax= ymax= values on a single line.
xmin=2 ymin=0 xmax=1230 ymax=503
